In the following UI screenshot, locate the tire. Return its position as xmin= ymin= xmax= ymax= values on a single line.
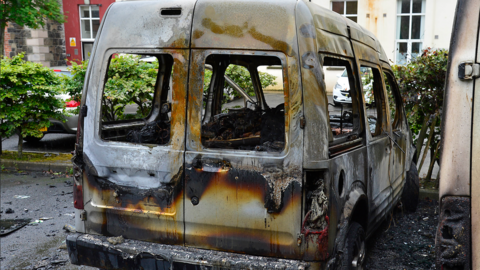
xmin=401 ymin=161 xmax=420 ymax=212
xmin=340 ymin=222 xmax=366 ymax=270
xmin=334 ymin=101 xmax=341 ymax=107
xmin=24 ymin=134 xmax=44 ymax=143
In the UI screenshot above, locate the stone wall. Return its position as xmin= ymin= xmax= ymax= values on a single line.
xmin=3 ymin=20 xmax=66 ymax=67
xmin=46 ymin=20 xmax=67 ymax=66
xmin=4 ymin=22 xmax=31 ymax=58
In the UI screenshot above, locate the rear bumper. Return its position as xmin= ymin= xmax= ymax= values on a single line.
xmin=67 ymin=233 xmax=311 ymax=270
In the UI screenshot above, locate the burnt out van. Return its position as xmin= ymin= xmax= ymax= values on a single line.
xmin=67 ymin=0 xmax=418 ymax=269
xmin=435 ymin=0 xmax=479 ymax=269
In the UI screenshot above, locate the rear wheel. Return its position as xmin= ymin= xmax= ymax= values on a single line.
xmin=24 ymin=134 xmax=44 ymax=143
xmin=340 ymin=222 xmax=366 ymax=270
xmin=401 ymin=161 xmax=420 ymax=212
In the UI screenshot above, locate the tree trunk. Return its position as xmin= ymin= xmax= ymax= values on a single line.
xmin=415 ymin=115 xmax=430 ymax=162
xmin=17 ymin=128 xmax=23 ymax=159
xmin=418 ymin=116 xmax=438 ymax=173
xmin=426 ymin=140 xmax=441 ymax=182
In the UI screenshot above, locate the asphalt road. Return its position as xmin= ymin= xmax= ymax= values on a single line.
xmin=0 ymin=172 xmax=95 ymax=270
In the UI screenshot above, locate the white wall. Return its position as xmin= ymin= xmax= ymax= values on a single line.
xmin=310 ymin=0 xmax=456 ymax=64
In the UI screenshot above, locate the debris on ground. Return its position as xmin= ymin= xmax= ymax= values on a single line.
xmin=13 ymin=195 xmax=30 ymax=199
xmin=63 ymin=224 xmax=76 ymax=233
xmin=365 ymin=198 xmax=438 ymax=270
xmin=5 ymin=208 xmax=14 ymax=214
xmin=107 ymin=235 xmax=125 ymax=245
xmin=0 ymin=219 xmax=31 ymax=236
xmin=29 ymin=220 xmax=44 ymax=226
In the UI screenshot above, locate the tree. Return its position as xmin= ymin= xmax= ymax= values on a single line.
xmin=1 ymin=0 xmax=65 ymax=57
xmin=392 ymin=48 xmax=448 ymax=182
xmin=0 ymin=53 xmax=65 ymax=158
xmin=203 ymin=65 xmax=277 ymax=104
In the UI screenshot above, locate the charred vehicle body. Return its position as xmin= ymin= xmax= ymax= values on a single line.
xmin=67 ymin=0 xmax=418 ymax=269
xmin=435 ymin=0 xmax=479 ymax=269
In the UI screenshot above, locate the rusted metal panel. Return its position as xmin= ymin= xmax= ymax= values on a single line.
xmin=191 ymin=0 xmax=298 ymax=57
xmin=435 ymin=197 xmax=471 ymax=270
xmin=94 ymin=1 xmax=195 ymax=49
xmin=439 ymin=0 xmax=479 ymax=198
xmin=81 ymin=49 xmax=189 ymax=244
xmin=184 ymin=49 xmax=305 ymax=259
xmin=296 ymin=0 xmax=330 ymax=168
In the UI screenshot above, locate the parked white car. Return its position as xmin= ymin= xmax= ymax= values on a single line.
xmin=333 ymin=67 xmax=373 ymax=106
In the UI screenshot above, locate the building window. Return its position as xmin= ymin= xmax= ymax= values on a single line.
xmin=331 ymin=1 xmax=358 ymax=23
xmin=396 ymin=0 xmax=425 ymax=64
xmin=79 ymin=5 xmax=100 ymax=60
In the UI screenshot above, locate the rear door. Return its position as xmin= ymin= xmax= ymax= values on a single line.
xmin=184 ymin=50 xmax=304 ymax=258
xmin=82 ymin=49 xmax=189 ymax=244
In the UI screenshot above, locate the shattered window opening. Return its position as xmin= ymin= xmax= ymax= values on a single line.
xmin=361 ymin=65 xmax=386 ymax=137
xmin=323 ymin=56 xmax=361 ymax=143
xmin=383 ymin=71 xmax=402 ymax=130
xmin=201 ymin=54 xmax=285 ymax=152
xmin=100 ymin=53 xmax=174 ymax=145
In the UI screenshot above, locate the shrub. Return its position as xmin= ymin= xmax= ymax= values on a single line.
xmin=392 ymin=48 xmax=448 ymax=181
xmin=0 ymin=53 xmax=65 ymax=158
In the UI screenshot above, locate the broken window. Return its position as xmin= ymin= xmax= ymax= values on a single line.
xmin=323 ymin=56 xmax=361 ymax=143
xmin=201 ymin=54 xmax=285 ymax=152
xmin=101 ymin=53 xmax=174 ymax=145
xmin=383 ymin=71 xmax=402 ymax=129
xmin=361 ymin=66 xmax=386 ymax=137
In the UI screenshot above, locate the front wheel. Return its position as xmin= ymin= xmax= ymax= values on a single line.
xmin=340 ymin=222 xmax=366 ymax=270
xmin=401 ymin=161 xmax=420 ymax=212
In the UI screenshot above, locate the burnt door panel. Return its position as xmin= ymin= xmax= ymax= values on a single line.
xmin=358 ymin=65 xmax=394 ymax=234
xmin=184 ymin=50 xmax=304 ymax=259
xmin=383 ymin=71 xmax=407 ymax=200
xmin=82 ymin=49 xmax=189 ymax=244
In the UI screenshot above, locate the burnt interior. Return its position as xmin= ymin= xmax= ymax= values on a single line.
xmin=101 ymin=53 xmax=173 ymax=145
xmin=201 ymin=54 xmax=285 ymax=151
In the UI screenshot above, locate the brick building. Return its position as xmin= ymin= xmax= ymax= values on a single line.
xmin=2 ymin=0 xmax=115 ymax=67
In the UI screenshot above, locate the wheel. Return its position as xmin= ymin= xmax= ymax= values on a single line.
xmin=340 ymin=222 xmax=366 ymax=270
xmin=24 ymin=134 xmax=44 ymax=143
xmin=401 ymin=161 xmax=420 ymax=212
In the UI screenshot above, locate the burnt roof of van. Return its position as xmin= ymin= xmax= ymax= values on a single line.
xmin=99 ymin=0 xmax=387 ymax=62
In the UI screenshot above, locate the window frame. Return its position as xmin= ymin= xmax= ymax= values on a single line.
xmin=197 ymin=50 xmax=289 ymax=154
xmin=321 ymin=54 xmax=364 ymax=154
xmin=382 ymin=70 xmax=404 ymax=130
xmin=359 ymin=62 xmax=388 ymax=139
xmin=331 ymin=0 xmax=358 ymax=22
xmin=395 ymin=0 xmax=426 ymax=64
xmin=97 ymin=49 xmax=175 ymax=146
xmin=79 ymin=5 xmax=100 ymax=60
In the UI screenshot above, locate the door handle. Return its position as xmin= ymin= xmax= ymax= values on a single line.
xmin=193 ymin=158 xmax=232 ymax=172
xmin=382 ymin=128 xmax=405 ymax=154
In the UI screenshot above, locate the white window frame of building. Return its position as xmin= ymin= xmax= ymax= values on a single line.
xmin=79 ymin=5 xmax=100 ymax=60
xmin=331 ymin=0 xmax=358 ymax=23
xmin=395 ymin=0 xmax=425 ymax=64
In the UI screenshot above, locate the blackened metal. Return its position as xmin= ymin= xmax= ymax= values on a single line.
xmin=126 ymin=120 xmax=170 ymax=145
xmin=67 ymin=233 xmax=310 ymax=269
xmin=81 ymin=105 xmax=87 ymax=117
xmin=436 ymin=197 xmax=471 ymax=270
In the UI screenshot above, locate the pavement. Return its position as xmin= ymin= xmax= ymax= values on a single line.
xmin=0 ymin=172 xmax=95 ymax=270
